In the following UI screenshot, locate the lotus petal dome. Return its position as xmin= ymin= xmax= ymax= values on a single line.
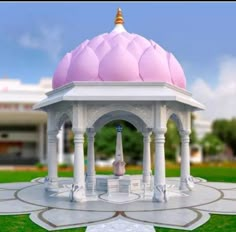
xmin=52 ymin=8 xmax=186 ymax=90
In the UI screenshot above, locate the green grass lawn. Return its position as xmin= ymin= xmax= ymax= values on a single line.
xmin=0 ymin=166 xmax=236 ymax=232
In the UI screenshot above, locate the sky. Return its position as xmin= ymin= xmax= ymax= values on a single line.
xmin=0 ymin=2 xmax=236 ymax=121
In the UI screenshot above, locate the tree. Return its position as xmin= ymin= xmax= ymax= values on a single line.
xmin=212 ymin=119 xmax=230 ymax=142
xmin=200 ymin=133 xmax=224 ymax=156
xmin=164 ymin=119 xmax=180 ymax=160
xmin=94 ymin=120 xmax=143 ymax=164
xmin=212 ymin=118 xmax=236 ymax=156
xmin=190 ymin=113 xmax=198 ymax=144
xmin=163 ymin=113 xmax=199 ymax=161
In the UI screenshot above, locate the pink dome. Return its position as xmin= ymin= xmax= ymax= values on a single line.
xmin=52 ymin=14 xmax=186 ymax=89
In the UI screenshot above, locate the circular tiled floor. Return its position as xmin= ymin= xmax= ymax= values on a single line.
xmin=16 ymin=178 xmax=222 ymax=212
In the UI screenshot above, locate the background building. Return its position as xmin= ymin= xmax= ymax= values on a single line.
xmin=193 ymin=114 xmax=212 ymax=140
xmin=0 ymin=77 xmax=51 ymax=164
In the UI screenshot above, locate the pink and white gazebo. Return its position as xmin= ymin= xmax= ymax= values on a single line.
xmin=34 ymin=8 xmax=204 ymax=202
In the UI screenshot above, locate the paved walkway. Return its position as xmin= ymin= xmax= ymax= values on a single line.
xmin=0 ymin=177 xmax=236 ymax=231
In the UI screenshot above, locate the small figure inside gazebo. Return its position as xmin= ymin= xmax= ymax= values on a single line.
xmin=34 ymin=8 xmax=204 ymax=203
xmin=112 ymin=125 xmax=126 ymax=177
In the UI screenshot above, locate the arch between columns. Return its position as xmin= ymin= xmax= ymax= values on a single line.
xmin=92 ymin=110 xmax=148 ymax=133
xmin=165 ymin=110 xmax=193 ymax=191
xmin=167 ymin=112 xmax=184 ymax=132
xmin=56 ymin=112 xmax=72 ymax=131
xmin=86 ymin=109 xmax=153 ymax=189
xmin=86 ymin=103 xmax=153 ymax=130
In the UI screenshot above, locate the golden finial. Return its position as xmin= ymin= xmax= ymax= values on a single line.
xmin=115 ymin=8 xmax=124 ymax=25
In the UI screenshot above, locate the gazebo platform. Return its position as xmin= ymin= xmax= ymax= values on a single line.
xmin=1 ymin=177 xmax=236 ymax=231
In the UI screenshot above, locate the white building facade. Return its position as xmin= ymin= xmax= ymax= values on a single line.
xmin=193 ymin=115 xmax=212 ymax=140
xmin=0 ymin=78 xmax=70 ymax=165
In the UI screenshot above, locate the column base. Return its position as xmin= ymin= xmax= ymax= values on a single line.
xmin=86 ymin=176 xmax=96 ymax=194
xmin=152 ymin=184 xmax=168 ymax=202
xmin=142 ymin=183 xmax=149 ymax=199
xmin=86 ymin=175 xmax=96 ymax=184
xmin=179 ymin=176 xmax=195 ymax=191
xmin=70 ymin=184 xmax=86 ymax=202
xmin=44 ymin=176 xmax=58 ymax=192
xmin=142 ymin=174 xmax=151 ymax=185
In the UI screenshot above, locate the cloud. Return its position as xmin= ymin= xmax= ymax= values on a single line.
xmin=190 ymin=55 xmax=236 ymax=122
xmin=18 ymin=26 xmax=63 ymax=61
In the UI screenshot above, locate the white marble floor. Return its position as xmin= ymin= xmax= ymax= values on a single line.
xmin=0 ymin=177 xmax=236 ymax=231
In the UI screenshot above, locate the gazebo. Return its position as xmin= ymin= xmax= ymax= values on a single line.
xmin=33 ymin=8 xmax=204 ymax=203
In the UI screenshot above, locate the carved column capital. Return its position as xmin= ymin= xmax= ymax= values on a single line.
xmin=72 ymin=128 xmax=85 ymax=143
xmin=179 ymin=129 xmax=191 ymax=136
xmin=87 ymin=128 xmax=96 ymax=139
xmin=153 ymin=127 xmax=167 ymax=135
xmin=180 ymin=130 xmax=191 ymax=143
xmin=72 ymin=128 xmax=85 ymax=134
xmin=153 ymin=127 xmax=166 ymax=143
xmin=142 ymin=130 xmax=152 ymax=143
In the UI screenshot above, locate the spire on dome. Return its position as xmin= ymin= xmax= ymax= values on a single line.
xmin=115 ymin=8 xmax=124 ymax=25
xmin=112 ymin=8 xmax=126 ymax=33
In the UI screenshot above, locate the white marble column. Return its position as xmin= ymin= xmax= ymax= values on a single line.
xmin=45 ymin=130 xmax=58 ymax=192
xmin=38 ymin=123 xmax=44 ymax=163
xmin=70 ymin=129 xmax=86 ymax=202
xmin=142 ymin=130 xmax=152 ymax=184
xmin=153 ymin=128 xmax=167 ymax=202
xmin=86 ymin=129 xmax=96 ymax=185
xmin=57 ymin=125 xmax=64 ymax=164
xmin=179 ymin=130 xmax=194 ymax=191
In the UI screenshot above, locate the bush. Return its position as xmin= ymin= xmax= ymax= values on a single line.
xmin=58 ymin=163 xmax=69 ymax=169
xmin=35 ymin=162 xmax=45 ymax=169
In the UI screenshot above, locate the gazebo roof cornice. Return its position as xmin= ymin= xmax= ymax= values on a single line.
xmin=33 ymin=82 xmax=205 ymax=111
xmin=47 ymin=82 xmax=191 ymax=97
